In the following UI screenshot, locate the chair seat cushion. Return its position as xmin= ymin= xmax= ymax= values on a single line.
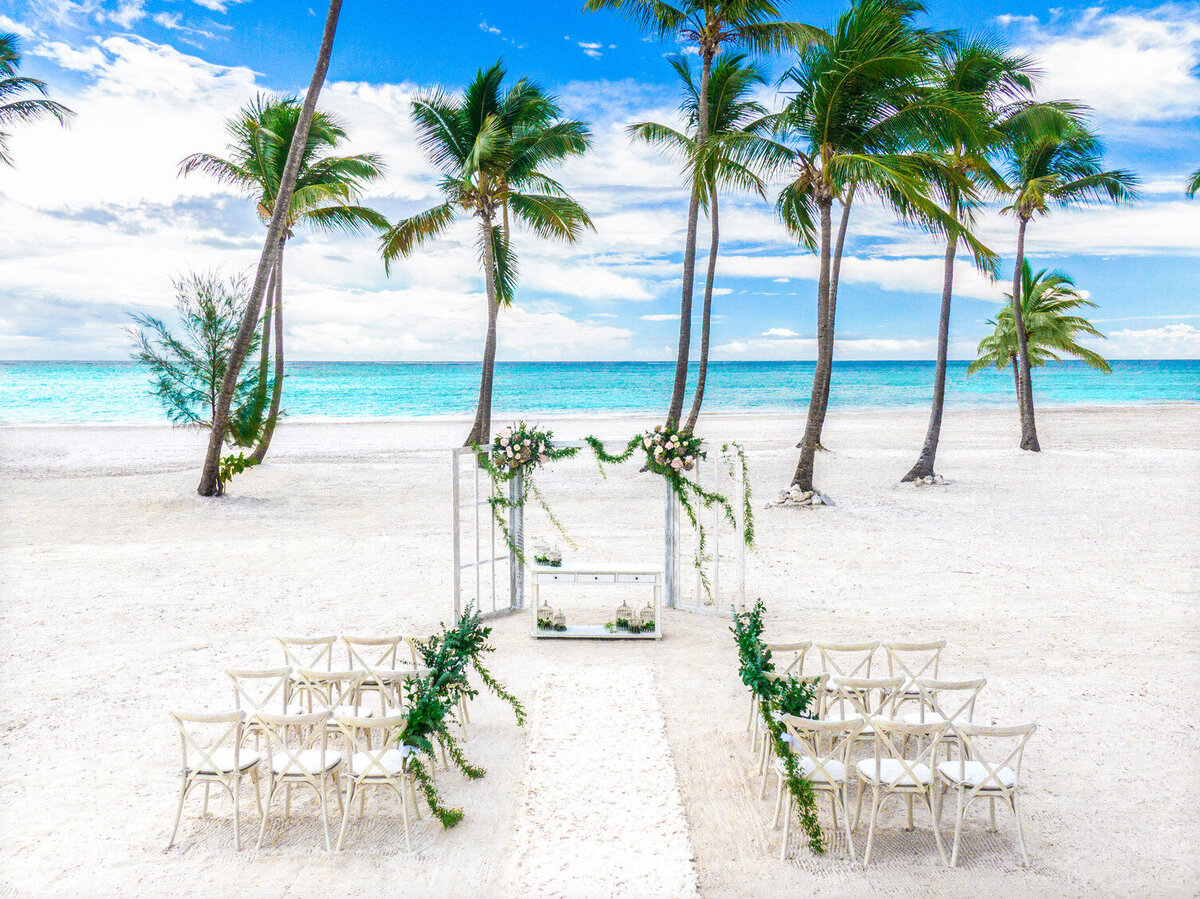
xmin=271 ymin=749 xmax=342 ymax=775
xmin=773 ymin=755 xmax=846 ymax=783
xmin=856 ymin=758 xmax=931 ymax=786
xmin=188 ymin=748 xmax=260 ymax=774
xmin=937 ymin=760 xmax=1016 ymax=788
xmin=821 ymin=709 xmax=874 ymax=732
xmin=350 ymin=748 xmax=409 ymax=777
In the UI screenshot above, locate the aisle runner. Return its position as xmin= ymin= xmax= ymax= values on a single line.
xmin=510 ymin=663 xmax=699 ymax=898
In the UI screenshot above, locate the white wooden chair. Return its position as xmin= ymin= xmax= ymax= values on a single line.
xmin=815 ymin=641 xmax=878 ymax=699
xmin=290 ymin=668 xmax=371 ymax=721
xmin=254 ymin=710 xmax=344 ymax=850
xmin=748 ymin=641 xmax=811 ymax=751
xmin=167 ymin=710 xmax=262 ymax=851
xmin=772 ymin=714 xmax=864 ymax=860
xmin=342 ymin=636 xmax=414 ymax=714
xmin=936 ymin=722 xmax=1036 ymax=867
xmin=756 ymin=672 xmax=827 ymax=797
xmin=226 ymin=667 xmax=291 ymax=747
xmin=333 ymin=712 xmax=421 ymax=851
xmin=853 ymin=718 xmax=949 ymax=866
xmin=904 ymin=677 xmax=986 ymax=758
xmin=277 ymin=635 xmax=337 ymax=706
xmin=884 ymin=640 xmax=946 ymax=708
xmin=823 ymin=675 xmax=905 ymax=751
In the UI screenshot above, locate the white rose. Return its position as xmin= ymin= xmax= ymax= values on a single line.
xmin=671 ymin=458 xmax=683 ymax=469
xmin=643 ymin=437 xmax=651 ymax=448
xmin=501 ymin=438 xmax=509 ymax=447
xmin=499 ymin=427 xmax=512 ymax=439
xmin=539 ymin=453 xmax=550 ymax=463
xmin=506 ymin=447 xmax=515 ymax=457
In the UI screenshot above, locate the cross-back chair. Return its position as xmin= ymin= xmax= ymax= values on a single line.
xmin=937 ymin=722 xmax=1036 ymax=867
xmin=342 ymin=636 xmax=410 ymax=713
xmin=756 ymin=671 xmax=826 ymax=795
xmin=853 ymin=718 xmax=950 ymax=866
xmin=748 ymin=641 xmax=812 ymax=751
xmin=290 ymin=669 xmax=370 ymax=720
xmin=815 ymin=641 xmax=879 ymax=697
xmin=823 ymin=675 xmax=905 ymax=752
xmin=277 ymin=635 xmax=337 ymax=705
xmin=167 ymin=710 xmax=262 ymax=851
xmin=226 ymin=667 xmax=291 ymax=747
xmin=772 ymin=714 xmax=864 ymax=861
xmin=254 ymin=710 xmax=344 ymax=850
xmin=884 ymin=640 xmax=947 ymax=708
xmin=333 ymin=712 xmax=421 ymax=852
xmin=905 ymin=677 xmax=986 ymax=757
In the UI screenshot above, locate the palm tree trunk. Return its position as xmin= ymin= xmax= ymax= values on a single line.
xmin=250 ymin=263 xmax=275 ymax=426
xmin=1011 ymin=216 xmax=1040 ymax=451
xmin=684 ymin=186 xmax=719 ymax=434
xmin=1010 ymin=353 xmax=1020 ymax=401
xmin=251 ymin=238 xmax=286 ymax=464
xmin=666 ymin=52 xmax=713 ymax=429
xmin=197 ymin=0 xmax=344 ymax=496
xmin=466 ymin=218 xmax=500 ymax=447
xmin=903 ymin=233 xmax=957 ymax=482
xmin=791 ymin=196 xmax=834 ymax=492
xmin=800 ymin=187 xmax=855 ymax=448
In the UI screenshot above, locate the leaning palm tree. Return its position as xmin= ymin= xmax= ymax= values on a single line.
xmin=968 ymin=260 xmax=1111 ymax=409
xmin=380 ymin=61 xmax=593 ymax=447
xmin=181 ymin=95 xmax=387 ymax=463
xmin=0 ymin=32 xmax=73 ymax=166
xmin=1186 ymin=167 xmax=1199 ymax=198
xmin=629 ymin=53 xmax=776 ymax=433
xmin=769 ymin=0 xmax=992 ymax=496
xmin=197 ymin=0 xmax=345 ymax=497
xmin=900 ymin=38 xmax=1038 ymax=482
xmin=999 ymin=110 xmax=1137 ymax=452
xmin=585 ymin=0 xmax=822 ymax=430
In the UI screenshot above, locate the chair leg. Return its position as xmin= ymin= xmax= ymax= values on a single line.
xmin=166 ymin=781 xmax=189 ymax=850
xmin=906 ymin=793 xmax=914 ymax=830
xmin=950 ymin=787 xmax=965 ymax=867
xmin=779 ymin=794 xmax=791 ymax=861
xmin=989 ymin=796 xmax=997 ymax=832
xmin=409 ymin=776 xmax=421 ymax=819
xmin=927 ymin=793 xmax=948 ymax=866
xmin=401 ymin=781 xmax=413 ymax=852
xmin=333 ymin=772 xmax=345 ymax=816
xmin=232 ymin=779 xmax=242 ymax=851
xmin=830 ymin=793 xmax=838 ymax=830
xmin=257 ymin=781 xmax=278 ymax=850
xmin=336 ymin=781 xmax=355 ymax=851
xmin=853 ymin=780 xmax=865 ymax=832
xmin=252 ymin=768 xmax=264 ymax=819
xmin=771 ymin=777 xmax=785 ymax=829
xmin=202 ymin=783 xmax=210 ymax=817
xmin=841 ymin=790 xmax=857 ymax=862
xmin=285 ymin=783 xmax=292 ymax=818
xmin=863 ymin=787 xmax=881 ymax=866
xmin=1012 ymin=792 xmax=1030 ymax=866
xmin=319 ymin=779 xmax=332 ymax=851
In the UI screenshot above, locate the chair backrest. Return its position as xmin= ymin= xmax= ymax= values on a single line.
xmin=226 ymin=667 xmax=292 ymax=715
xmin=830 ymin=675 xmax=904 ymax=721
xmin=763 ymin=671 xmax=826 ymax=719
xmin=333 ymin=712 xmax=409 ymax=779
xmin=764 ymin=641 xmax=811 ymax=676
xmin=780 ymin=713 xmax=863 ymax=785
xmin=292 ymin=668 xmax=366 ymax=713
xmin=884 ymin=640 xmax=946 ymax=684
xmin=277 ymin=635 xmax=337 ymax=671
xmin=170 ymin=709 xmax=245 ymax=774
xmin=401 ymin=636 xmax=427 ymax=668
xmin=912 ymin=677 xmax=986 ymax=729
xmin=254 ymin=710 xmax=333 ymax=775
xmin=948 ymin=722 xmax=1036 ymax=793
xmin=815 ymin=641 xmax=879 ymax=680
xmin=862 ymin=718 xmax=948 ymax=789
xmin=342 ymin=635 xmax=401 ymax=673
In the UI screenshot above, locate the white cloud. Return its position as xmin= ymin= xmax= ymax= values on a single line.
xmin=999 ymin=6 xmax=1200 ymax=124
xmin=1103 ymin=323 xmax=1200 ymax=359
xmin=578 ymin=41 xmax=603 ymax=59
xmin=762 ymin=328 xmax=798 ymax=337
xmin=107 ymin=0 xmax=147 ymax=29
xmin=0 ymin=13 xmax=36 ymax=38
xmin=640 ymin=314 xmax=679 ymax=321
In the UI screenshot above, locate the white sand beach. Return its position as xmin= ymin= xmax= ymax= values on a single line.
xmin=1 ymin=404 xmax=1198 ymax=897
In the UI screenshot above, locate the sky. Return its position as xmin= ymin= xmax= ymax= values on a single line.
xmin=1 ymin=0 xmax=1198 ymax=362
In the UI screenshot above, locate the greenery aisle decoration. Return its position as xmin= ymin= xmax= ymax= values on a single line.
xmin=400 ymin=604 xmax=528 ymax=827
xmin=478 ymin=422 xmax=580 ymax=561
xmin=731 ymin=600 xmax=823 ymax=854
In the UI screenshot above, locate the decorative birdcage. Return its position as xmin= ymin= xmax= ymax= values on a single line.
xmin=552 ymin=610 xmax=566 ymax=630
xmin=614 ymin=601 xmax=633 ymax=627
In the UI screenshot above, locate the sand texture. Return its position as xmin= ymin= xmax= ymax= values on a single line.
xmin=1 ymin=405 xmax=1198 ymax=897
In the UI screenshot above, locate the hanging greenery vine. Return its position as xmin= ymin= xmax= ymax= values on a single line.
xmin=399 ymin=604 xmax=527 ymax=827
xmin=731 ymin=600 xmax=823 ymax=854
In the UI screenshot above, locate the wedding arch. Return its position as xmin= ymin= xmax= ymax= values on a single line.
xmin=450 ymin=436 xmax=747 ymax=627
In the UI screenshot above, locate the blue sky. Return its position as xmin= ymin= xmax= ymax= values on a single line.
xmin=1 ymin=0 xmax=1198 ymax=361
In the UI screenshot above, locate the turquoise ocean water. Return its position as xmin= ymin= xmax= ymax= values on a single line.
xmin=0 ymin=360 xmax=1196 ymax=424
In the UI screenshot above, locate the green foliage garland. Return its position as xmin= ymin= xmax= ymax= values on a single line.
xmin=730 ymin=600 xmax=823 ymax=854
xmin=434 ymin=603 xmax=528 ymax=727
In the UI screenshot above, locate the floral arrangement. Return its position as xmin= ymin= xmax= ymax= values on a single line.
xmin=533 ymin=542 xmax=562 ymax=567
xmin=489 ymin=422 xmax=556 ymax=473
xmin=641 ymin=426 xmax=703 ymax=474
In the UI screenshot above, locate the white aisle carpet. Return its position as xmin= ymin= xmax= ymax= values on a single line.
xmin=509 ymin=662 xmax=700 ymax=898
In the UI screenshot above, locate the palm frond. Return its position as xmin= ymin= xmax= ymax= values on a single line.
xmin=380 ymin=202 xmax=458 ymax=271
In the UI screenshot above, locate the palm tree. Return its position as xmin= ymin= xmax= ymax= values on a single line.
xmin=999 ymin=110 xmax=1137 ymax=452
xmin=585 ymin=0 xmax=822 ymax=430
xmin=197 ymin=0 xmax=345 ymax=497
xmin=900 ymin=38 xmax=1037 ymax=482
xmin=380 ymin=61 xmax=593 ymax=447
xmin=181 ymin=95 xmax=387 ymax=463
xmin=0 ymin=32 xmax=73 ymax=166
xmin=1186 ymin=167 xmax=1199 ymax=198
xmin=769 ymin=0 xmax=991 ymax=495
xmin=968 ymin=260 xmax=1111 ymax=408
xmin=629 ymin=53 xmax=776 ymax=433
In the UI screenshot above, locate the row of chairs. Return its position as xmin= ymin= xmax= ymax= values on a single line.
xmin=167 ymin=633 xmax=463 ymax=853
xmin=750 ymin=639 xmax=1036 ymax=867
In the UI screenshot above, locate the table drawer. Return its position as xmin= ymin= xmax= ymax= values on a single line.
xmin=579 ymin=573 xmax=616 ymax=584
xmin=616 ymin=574 xmax=656 ymax=584
xmin=535 ymin=572 xmax=576 ymax=583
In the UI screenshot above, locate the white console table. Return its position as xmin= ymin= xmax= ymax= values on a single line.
xmin=530 ymin=562 xmax=664 ymax=639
